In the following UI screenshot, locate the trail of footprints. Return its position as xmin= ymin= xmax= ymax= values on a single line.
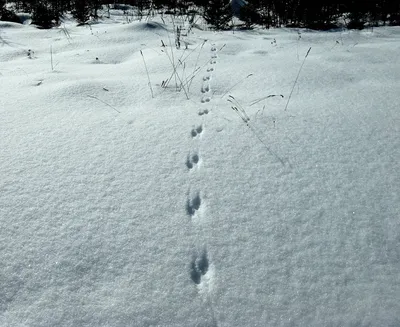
xmin=200 ymin=46 xmax=217 ymax=107
xmin=185 ymin=44 xmax=218 ymax=291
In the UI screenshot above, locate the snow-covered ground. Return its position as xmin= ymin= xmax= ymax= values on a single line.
xmin=0 ymin=13 xmax=399 ymax=326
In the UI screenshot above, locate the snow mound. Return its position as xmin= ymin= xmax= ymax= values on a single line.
xmin=0 ymin=21 xmax=24 ymax=28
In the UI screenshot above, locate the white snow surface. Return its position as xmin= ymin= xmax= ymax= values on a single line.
xmin=0 ymin=15 xmax=399 ymax=326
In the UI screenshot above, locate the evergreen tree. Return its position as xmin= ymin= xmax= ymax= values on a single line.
xmin=299 ymin=0 xmax=340 ymax=29
xmin=382 ymin=0 xmax=400 ymax=25
xmin=203 ymin=0 xmax=232 ymax=30
xmin=14 ymin=0 xmax=32 ymax=11
xmin=2 ymin=0 xmax=400 ymax=29
xmin=72 ymin=0 xmax=91 ymax=24
xmin=32 ymin=1 xmax=60 ymax=28
xmin=346 ymin=0 xmax=368 ymax=29
xmin=254 ymin=0 xmax=274 ymax=28
xmin=48 ymin=0 xmax=67 ymax=25
xmin=239 ymin=3 xmax=262 ymax=29
xmin=91 ymin=0 xmax=102 ymax=18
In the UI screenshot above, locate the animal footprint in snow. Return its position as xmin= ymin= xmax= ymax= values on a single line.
xmin=198 ymin=109 xmax=209 ymax=116
xmin=211 ymin=54 xmax=218 ymax=59
xmin=186 ymin=153 xmax=200 ymax=170
xmin=201 ymin=97 xmax=211 ymax=103
xmin=201 ymin=83 xmax=210 ymax=93
xmin=207 ymin=67 xmax=214 ymax=72
xmin=211 ymin=46 xmax=217 ymax=52
xmin=191 ymin=125 xmax=203 ymax=137
xmin=186 ymin=192 xmax=202 ymax=217
xmin=190 ymin=249 xmax=209 ymax=285
xmin=203 ymin=75 xmax=211 ymax=81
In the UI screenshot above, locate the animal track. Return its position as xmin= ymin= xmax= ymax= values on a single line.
xmin=201 ymin=84 xmax=210 ymax=93
xmin=183 ymin=42 xmax=217 ymax=309
xmin=186 ymin=153 xmax=200 ymax=169
xmin=191 ymin=125 xmax=203 ymax=137
xmin=190 ymin=249 xmax=209 ymax=285
xmin=186 ymin=192 xmax=202 ymax=216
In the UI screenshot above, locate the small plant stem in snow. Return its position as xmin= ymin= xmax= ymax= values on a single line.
xmin=187 ymin=40 xmax=206 ymax=91
xmin=284 ymin=47 xmax=311 ymax=111
xmin=250 ymin=94 xmax=284 ymax=107
xmin=228 ymin=95 xmax=286 ymax=166
xmin=140 ymin=50 xmax=154 ymax=98
xmin=167 ymin=32 xmax=178 ymax=91
xmin=220 ymin=74 xmax=253 ymax=99
xmin=87 ymin=95 xmax=121 ymax=113
xmin=179 ymin=60 xmax=186 ymax=91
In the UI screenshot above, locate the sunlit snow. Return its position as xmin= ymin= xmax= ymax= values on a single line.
xmin=0 ymin=13 xmax=399 ymax=327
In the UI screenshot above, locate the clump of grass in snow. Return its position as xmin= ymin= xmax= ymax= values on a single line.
xmin=141 ymin=25 xmax=223 ymax=101
xmin=228 ymin=95 xmax=287 ymax=166
xmin=59 ymin=23 xmax=72 ymax=44
xmin=139 ymin=37 xmax=208 ymax=100
xmin=159 ymin=37 xmax=208 ymax=99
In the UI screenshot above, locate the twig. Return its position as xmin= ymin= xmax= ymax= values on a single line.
xmin=87 ymin=95 xmax=121 ymax=113
xmin=140 ymin=50 xmax=154 ymax=98
xmin=284 ymin=47 xmax=311 ymax=111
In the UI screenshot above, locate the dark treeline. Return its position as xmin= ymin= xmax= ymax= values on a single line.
xmin=238 ymin=0 xmax=400 ymax=29
xmin=1 ymin=0 xmax=400 ymax=29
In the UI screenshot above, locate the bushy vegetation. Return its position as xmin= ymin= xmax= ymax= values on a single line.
xmin=1 ymin=0 xmax=400 ymax=30
xmin=0 ymin=0 xmax=20 ymax=22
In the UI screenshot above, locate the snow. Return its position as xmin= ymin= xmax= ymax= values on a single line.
xmin=0 ymin=14 xmax=399 ymax=326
